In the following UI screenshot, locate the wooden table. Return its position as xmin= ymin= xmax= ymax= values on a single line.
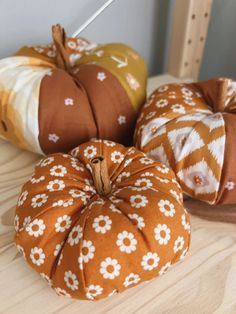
xmin=1 ymin=75 xmax=236 ymax=314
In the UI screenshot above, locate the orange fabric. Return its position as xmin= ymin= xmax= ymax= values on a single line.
xmin=15 ymin=140 xmax=190 ymax=300
xmin=135 ymin=78 xmax=236 ymax=205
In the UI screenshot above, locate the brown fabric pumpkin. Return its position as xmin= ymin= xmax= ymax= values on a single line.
xmin=0 ymin=25 xmax=147 ymax=154
xmin=135 ymin=77 xmax=236 ymax=205
xmin=15 ymin=139 xmax=190 ymax=300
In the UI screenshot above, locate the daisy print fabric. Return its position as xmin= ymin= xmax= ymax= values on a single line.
xmin=15 ymin=139 xmax=190 ymax=301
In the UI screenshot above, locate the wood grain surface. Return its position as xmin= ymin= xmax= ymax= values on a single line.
xmin=1 ymin=75 xmax=236 ymax=314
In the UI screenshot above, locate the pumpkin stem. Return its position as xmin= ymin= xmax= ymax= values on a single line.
xmin=90 ymin=156 xmax=112 ymax=196
xmin=195 ymin=78 xmax=236 ymax=112
xmin=52 ymin=24 xmax=70 ymax=71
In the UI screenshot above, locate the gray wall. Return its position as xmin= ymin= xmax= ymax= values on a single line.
xmin=0 ymin=0 xmax=235 ymax=79
xmin=200 ymin=0 xmax=236 ymax=80
xmin=0 ymin=0 xmax=171 ymax=76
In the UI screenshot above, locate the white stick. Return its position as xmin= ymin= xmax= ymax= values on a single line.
xmin=72 ymin=0 xmax=116 ymax=38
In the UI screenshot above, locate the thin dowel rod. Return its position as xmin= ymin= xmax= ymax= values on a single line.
xmin=71 ymin=0 xmax=116 ymax=38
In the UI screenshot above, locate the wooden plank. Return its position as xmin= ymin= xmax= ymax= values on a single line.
xmin=168 ymin=0 xmax=213 ymax=80
xmin=1 ymin=75 xmax=236 ymax=313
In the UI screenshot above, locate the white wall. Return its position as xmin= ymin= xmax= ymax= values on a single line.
xmin=0 ymin=0 xmax=171 ymax=76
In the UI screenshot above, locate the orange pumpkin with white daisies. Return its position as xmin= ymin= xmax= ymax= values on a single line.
xmin=15 ymin=139 xmax=190 ymax=300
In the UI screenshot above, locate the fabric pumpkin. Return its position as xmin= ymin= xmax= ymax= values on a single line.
xmin=135 ymin=78 xmax=236 ymax=205
xmin=0 ymin=24 xmax=147 ymax=154
xmin=15 ymin=139 xmax=190 ymax=301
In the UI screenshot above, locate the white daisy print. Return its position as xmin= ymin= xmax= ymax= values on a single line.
xmin=97 ymin=72 xmax=106 ymax=81
xmin=69 ymin=189 xmax=89 ymax=204
xmin=50 ymin=165 xmax=67 ymax=177
xmin=47 ymin=50 xmax=56 ymax=58
xmin=67 ymin=40 xmax=76 ymax=49
xmin=64 ymin=98 xmax=74 ymax=106
xmin=68 ymin=225 xmax=83 ymax=246
xmin=145 ymin=111 xmax=156 ymax=120
xmin=155 ymin=99 xmax=168 ymax=108
xmin=58 ymin=253 xmax=63 ymax=266
xmin=30 ymin=247 xmax=45 ymax=266
xmin=156 ymin=164 xmax=169 ymax=174
xmin=31 ymin=193 xmax=48 ymax=208
xmin=31 ymin=176 xmax=45 ymax=184
xmin=116 ymin=231 xmax=137 ymax=254
xmin=159 ymin=262 xmax=171 ymax=275
xmin=100 ymin=257 xmax=121 ymax=279
xmin=139 ymin=157 xmax=154 ymax=165
xmin=116 ymin=171 xmax=130 ymax=183
xmin=23 ymin=216 xmax=31 ymax=228
xmin=14 ymin=215 xmax=19 ymax=232
xmin=18 ymin=190 xmax=28 ymax=206
xmin=117 ymin=115 xmax=126 ymax=125
xmin=54 ymin=287 xmax=71 ymax=298
xmin=124 ymin=158 xmax=133 ymax=167
xmin=123 ymin=273 xmax=141 ymax=287
xmin=55 ymin=215 xmax=72 ymax=232
xmin=16 ymin=244 xmax=25 ymax=258
xmin=79 ymin=240 xmax=95 ymax=263
xmin=26 ymin=219 xmax=46 ymax=237
xmin=86 ymin=285 xmax=103 ymax=300
xmin=108 ymin=289 xmax=117 ymax=297
xmin=170 ymin=189 xmax=182 ymax=203
xmin=158 ymin=199 xmax=176 ymax=217
xmin=130 ymin=194 xmax=148 ymax=208
xmin=225 ymin=181 xmax=235 ymax=190
xmin=180 ymin=247 xmax=189 ymax=260
xmin=83 ymin=179 xmax=96 ymax=194
xmin=141 ymin=171 xmax=154 ymax=177
xmin=95 ymin=50 xmax=104 ymax=57
xmin=141 ymin=252 xmax=160 ymax=271
xmin=111 ymin=151 xmax=125 ymax=164
xmin=157 ymin=85 xmax=168 ymax=92
xmin=52 ymin=199 xmax=73 ymax=208
xmin=92 ymin=215 xmax=112 ymax=234
xmin=71 ymin=160 xmax=84 ymax=171
xmin=53 ymin=242 xmax=64 ymax=257
xmin=173 ymin=236 xmax=185 ymax=253
xmin=181 ymin=87 xmax=193 ymax=97
xmin=184 ymin=98 xmax=196 ymax=106
xmin=103 ymin=140 xmax=116 ymax=147
xmin=84 ymin=145 xmax=97 ymax=159
xmin=64 ymin=271 xmax=79 ymax=291
xmin=181 ymin=214 xmax=190 ymax=232
xmin=70 ymin=147 xmax=80 ymax=156
xmin=47 ymin=179 xmax=65 ymax=192
xmin=128 ymin=213 xmax=145 ymax=229
xmin=126 ymin=73 xmax=140 ymax=90
xmin=34 ymin=47 xmax=44 ymax=53
xmin=40 ymin=273 xmax=52 ymax=286
xmin=40 ymin=157 xmax=54 ymax=167
xmin=154 ymin=224 xmax=171 ymax=245
xmin=134 ymin=178 xmax=153 ymax=191
xmin=110 ymin=203 xmax=122 ymax=213
xmin=171 ymin=104 xmax=186 ymax=114
xmin=48 ymin=133 xmax=59 ymax=143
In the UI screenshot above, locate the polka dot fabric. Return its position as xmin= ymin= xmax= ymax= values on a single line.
xmin=15 ymin=139 xmax=190 ymax=300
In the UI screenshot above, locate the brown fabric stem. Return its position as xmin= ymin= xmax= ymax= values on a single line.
xmin=90 ymin=156 xmax=111 ymax=195
xmin=217 ymin=79 xmax=229 ymax=112
xmin=52 ymin=24 xmax=70 ymax=71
